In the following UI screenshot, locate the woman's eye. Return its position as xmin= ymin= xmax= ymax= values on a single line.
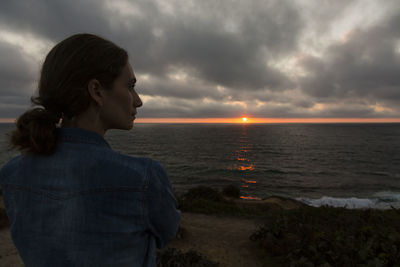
xmin=128 ymin=83 xmax=136 ymax=91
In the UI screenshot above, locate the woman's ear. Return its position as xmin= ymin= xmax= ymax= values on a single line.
xmin=87 ymin=79 xmax=104 ymax=107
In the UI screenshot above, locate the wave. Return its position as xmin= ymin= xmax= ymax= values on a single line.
xmin=296 ymin=191 xmax=400 ymax=209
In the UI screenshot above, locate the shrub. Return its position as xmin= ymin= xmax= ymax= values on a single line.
xmin=250 ymin=206 xmax=400 ymax=266
xmin=180 ymin=186 xmax=226 ymax=203
xmin=157 ymin=248 xmax=219 ymax=267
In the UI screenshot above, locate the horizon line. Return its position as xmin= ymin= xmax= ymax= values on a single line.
xmin=135 ymin=118 xmax=400 ymax=123
xmin=2 ymin=117 xmax=400 ymax=124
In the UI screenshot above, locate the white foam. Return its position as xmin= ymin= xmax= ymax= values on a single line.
xmin=295 ymin=191 xmax=400 ymax=209
xmin=296 ymin=196 xmax=377 ymax=209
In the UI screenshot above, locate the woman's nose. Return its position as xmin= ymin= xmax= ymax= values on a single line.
xmin=134 ymin=92 xmax=143 ymax=108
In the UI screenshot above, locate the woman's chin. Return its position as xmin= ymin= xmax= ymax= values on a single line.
xmin=112 ymin=122 xmax=134 ymax=130
xmin=128 ymin=120 xmax=134 ymax=129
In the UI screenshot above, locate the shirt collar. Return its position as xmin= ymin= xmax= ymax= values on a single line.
xmin=58 ymin=127 xmax=111 ymax=149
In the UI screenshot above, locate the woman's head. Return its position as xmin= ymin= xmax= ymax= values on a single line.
xmin=92 ymin=60 xmax=142 ymax=131
xmin=35 ymin=33 xmax=134 ymax=119
xmin=7 ymin=33 xmax=142 ymax=155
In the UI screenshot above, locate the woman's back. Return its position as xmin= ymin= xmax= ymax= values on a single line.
xmin=1 ymin=33 xmax=181 ymax=266
xmin=0 ymin=124 xmax=181 ymax=266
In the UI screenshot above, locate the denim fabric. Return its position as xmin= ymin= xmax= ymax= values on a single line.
xmin=0 ymin=127 xmax=181 ymax=267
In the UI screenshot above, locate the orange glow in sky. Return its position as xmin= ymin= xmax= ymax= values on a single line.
xmin=1 ymin=117 xmax=400 ymax=124
xmin=129 ymin=117 xmax=400 ymax=124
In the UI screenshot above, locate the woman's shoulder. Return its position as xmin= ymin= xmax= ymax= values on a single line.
xmin=106 ymin=152 xmax=169 ymax=188
xmin=108 ymin=150 xmax=152 ymax=167
xmin=0 ymin=155 xmax=22 ymax=180
xmin=107 ymin=150 xmax=166 ymax=176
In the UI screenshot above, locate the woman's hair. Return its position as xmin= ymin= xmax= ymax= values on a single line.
xmin=6 ymin=33 xmax=128 ymax=156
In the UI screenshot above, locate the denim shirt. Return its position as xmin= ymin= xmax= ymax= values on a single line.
xmin=0 ymin=127 xmax=181 ymax=267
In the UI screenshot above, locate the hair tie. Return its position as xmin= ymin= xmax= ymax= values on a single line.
xmin=55 ymin=112 xmax=64 ymax=128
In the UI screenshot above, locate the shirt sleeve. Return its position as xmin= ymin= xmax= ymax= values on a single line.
xmin=146 ymin=160 xmax=181 ymax=249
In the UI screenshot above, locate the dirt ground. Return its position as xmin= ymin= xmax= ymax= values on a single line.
xmin=0 ymin=195 xmax=302 ymax=266
xmin=0 ymin=226 xmax=24 ymax=266
xmin=165 ymin=212 xmax=281 ymax=267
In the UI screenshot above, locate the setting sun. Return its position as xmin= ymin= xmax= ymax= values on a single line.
xmin=242 ymin=117 xmax=248 ymax=122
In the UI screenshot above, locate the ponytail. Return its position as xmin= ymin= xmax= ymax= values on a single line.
xmin=6 ymin=108 xmax=62 ymax=156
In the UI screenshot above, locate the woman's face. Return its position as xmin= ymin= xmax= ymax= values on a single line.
xmin=100 ymin=62 xmax=142 ymax=130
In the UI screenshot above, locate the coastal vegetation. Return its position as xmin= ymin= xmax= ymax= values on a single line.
xmin=250 ymin=205 xmax=400 ymax=266
xmin=176 ymin=185 xmax=400 ymax=267
xmin=157 ymin=248 xmax=220 ymax=267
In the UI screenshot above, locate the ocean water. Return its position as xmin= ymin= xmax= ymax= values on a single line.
xmin=1 ymin=123 xmax=399 ymax=209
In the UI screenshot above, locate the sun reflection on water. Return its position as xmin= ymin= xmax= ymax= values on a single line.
xmin=232 ymin=124 xmax=260 ymax=200
xmin=243 ymin=179 xmax=257 ymax=183
xmin=238 ymin=165 xmax=255 ymax=171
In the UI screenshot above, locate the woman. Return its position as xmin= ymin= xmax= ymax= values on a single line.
xmin=0 ymin=33 xmax=181 ymax=266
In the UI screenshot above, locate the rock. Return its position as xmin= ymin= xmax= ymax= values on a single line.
xmin=180 ymin=186 xmax=225 ymax=203
xmin=221 ymin=185 xmax=240 ymax=199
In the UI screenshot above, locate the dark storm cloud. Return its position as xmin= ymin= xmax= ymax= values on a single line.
xmin=300 ymin=0 xmax=352 ymax=35
xmin=0 ymin=40 xmax=37 ymax=97
xmin=145 ymin=0 xmax=302 ymax=91
xmin=105 ymin=0 xmax=301 ymax=94
xmin=0 ymin=0 xmax=300 ymax=110
xmin=0 ymin=0 xmax=109 ymax=41
xmin=0 ymin=0 xmax=399 ymax=118
xmin=137 ymin=73 xmax=225 ymax=100
xmin=0 ymin=40 xmax=38 ymax=118
xmin=299 ymin=12 xmax=400 ymax=116
xmin=139 ymin=96 xmax=246 ymax=118
xmin=0 ymin=0 xmax=300 ymax=91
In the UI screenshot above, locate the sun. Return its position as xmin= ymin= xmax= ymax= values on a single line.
xmin=242 ymin=117 xmax=248 ymax=122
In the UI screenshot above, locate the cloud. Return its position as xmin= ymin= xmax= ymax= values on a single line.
xmin=106 ymin=0 xmax=301 ymax=92
xmin=0 ymin=40 xmax=38 ymax=96
xmin=298 ymin=11 xmax=400 ymax=117
xmin=0 ymin=0 xmax=399 ymax=118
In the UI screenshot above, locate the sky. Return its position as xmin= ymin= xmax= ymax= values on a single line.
xmin=0 ymin=0 xmax=400 ymax=122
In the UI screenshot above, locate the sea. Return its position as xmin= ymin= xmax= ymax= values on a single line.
xmin=1 ymin=123 xmax=399 ymax=210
